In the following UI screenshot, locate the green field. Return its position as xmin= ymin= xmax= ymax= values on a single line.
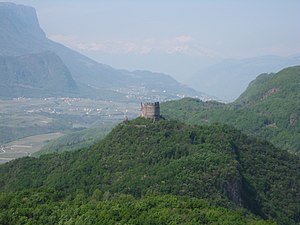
xmin=0 ymin=132 xmax=64 ymax=164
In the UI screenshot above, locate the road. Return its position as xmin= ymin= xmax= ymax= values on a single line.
xmin=0 ymin=145 xmax=6 ymax=154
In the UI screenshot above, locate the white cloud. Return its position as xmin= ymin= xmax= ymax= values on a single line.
xmin=49 ymin=34 xmax=219 ymax=57
xmin=174 ymin=35 xmax=193 ymax=43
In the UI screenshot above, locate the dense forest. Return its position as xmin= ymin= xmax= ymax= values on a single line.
xmin=161 ymin=66 xmax=300 ymax=154
xmin=0 ymin=118 xmax=299 ymax=224
xmin=0 ymin=191 xmax=275 ymax=224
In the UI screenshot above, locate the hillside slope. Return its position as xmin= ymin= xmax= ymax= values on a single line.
xmin=0 ymin=51 xmax=78 ymax=98
xmin=32 ymin=125 xmax=113 ymax=157
xmin=0 ymin=118 xmax=299 ymax=224
xmin=162 ymin=66 xmax=300 ymax=154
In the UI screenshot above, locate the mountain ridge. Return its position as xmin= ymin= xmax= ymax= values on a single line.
xmin=162 ymin=65 xmax=300 ymax=154
xmin=187 ymin=55 xmax=300 ymax=101
xmin=0 ymin=2 xmax=205 ymax=100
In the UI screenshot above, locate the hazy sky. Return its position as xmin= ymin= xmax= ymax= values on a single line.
xmin=3 ymin=0 xmax=300 ymax=81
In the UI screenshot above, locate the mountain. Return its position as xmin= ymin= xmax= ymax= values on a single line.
xmin=0 ymin=2 xmax=46 ymax=55
xmin=187 ymin=55 xmax=300 ymax=101
xmin=0 ymin=118 xmax=299 ymax=224
xmin=0 ymin=51 xmax=78 ymax=98
xmin=162 ymin=65 xmax=300 ymax=154
xmin=236 ymin=65 xmax=300 ymax=105
xmin=0 ymin=2 xmax=204 ymax=100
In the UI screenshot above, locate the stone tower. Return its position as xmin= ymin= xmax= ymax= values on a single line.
xmin=141 ymin=102 xmax=160 ymax=121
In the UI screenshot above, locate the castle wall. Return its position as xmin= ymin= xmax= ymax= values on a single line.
xmin=141 ymin=102 xmax=160 ymax=120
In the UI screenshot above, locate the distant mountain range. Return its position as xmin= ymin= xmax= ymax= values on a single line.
xmin=187 ymin=55 xmax=300 ymax=101
xmin=0 ymin=2 xmax=204 ymax=100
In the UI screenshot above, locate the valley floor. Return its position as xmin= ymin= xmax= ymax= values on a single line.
xmin=0 ymin=97 xmax=140 ymax=162
xmin=0 ymin=132 xmax=63 ymax=164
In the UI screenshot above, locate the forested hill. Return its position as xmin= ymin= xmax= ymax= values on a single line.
xmin=236 ymin=65 xmax=300 ymax=106
xmin=0 ymin=118 xmax=299 ymax=224
xmin=162 ymin=66 xmax=300 ymax=154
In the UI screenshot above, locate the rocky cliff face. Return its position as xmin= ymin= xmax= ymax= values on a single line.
xmin=0 ymin=2 xmax=46 ymax=56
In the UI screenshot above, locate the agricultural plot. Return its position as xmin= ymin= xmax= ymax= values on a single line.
xmin=0 ymin=132 xmax=64 ymax=164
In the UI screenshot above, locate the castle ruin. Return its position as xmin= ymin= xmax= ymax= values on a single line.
xmin=141 ymin=102 xmax=160 ymax=121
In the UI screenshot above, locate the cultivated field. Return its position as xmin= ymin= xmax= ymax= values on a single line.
xmin=0 ymin=132 xmax=64 ymax=164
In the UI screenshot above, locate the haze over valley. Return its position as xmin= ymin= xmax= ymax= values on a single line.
xmin=6 ymin=0 xmax=299 ymax=101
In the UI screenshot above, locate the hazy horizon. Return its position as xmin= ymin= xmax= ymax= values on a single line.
xmin=1 ymin=0 xmax=300 ymax=84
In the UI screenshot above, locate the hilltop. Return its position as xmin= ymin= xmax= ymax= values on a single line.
xmin=162 ymin=66 xmax=300 ymax=154
xmin=0 ymin=118 xmax=299 ymax=224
